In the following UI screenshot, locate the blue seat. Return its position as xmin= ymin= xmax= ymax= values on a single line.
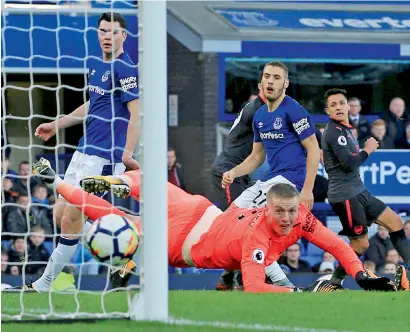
xmin=1 ymin=240 xmax=11 ymax=250
xmin=306 ymin=243 xmax=324 ymax=257
xmin=43 ymin=241 xmax=55 ymax=255
xmin=301 ymin=255 xmax=322 ymax=268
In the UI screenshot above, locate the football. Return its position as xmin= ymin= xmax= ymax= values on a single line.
xmin=86 ymin=214 xmax=139 ymax=266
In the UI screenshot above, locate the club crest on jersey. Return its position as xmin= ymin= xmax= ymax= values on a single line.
xmin=273 ymin=117 xmax=282 ymax=130
xmin=338 ymin=136 xmax=347 ymax=146
xmin=101 ymin=71 xmax=110 ymax=82
xmin=252 ymin=249 xmax=265 ymax=264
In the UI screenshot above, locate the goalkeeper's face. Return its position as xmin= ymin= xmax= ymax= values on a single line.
xmin=98 ymin=20 xmax=126 ymax=57
xmin=265 ymin=196 xmax=300 ymax=236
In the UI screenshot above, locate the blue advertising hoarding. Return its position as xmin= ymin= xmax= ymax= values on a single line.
xmin=317 ymin=150 xmax=410 ymax=204
xmin=213 ymin=8 xmax=410 ymax=31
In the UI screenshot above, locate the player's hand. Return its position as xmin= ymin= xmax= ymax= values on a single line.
xmin=299 ymin=188 xmax=314 ymax=211
xmin=221 ymin=170 xmax=235 ymax=188
xmin=122 ymin=151 xmax=140 ymax=170
xmin=355 ymin=271 xmax=397 ymax=292
xmin=35 ymin=122 xmax=57 ymax=141
xmin=363 ymin=137 xmax=379 ymax=155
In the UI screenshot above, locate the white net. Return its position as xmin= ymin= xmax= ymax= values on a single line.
xmin=1 ymin=0 xmax=148 ymax=322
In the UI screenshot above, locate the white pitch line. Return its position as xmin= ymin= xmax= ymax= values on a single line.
xmin=167 ymin=317 xmax=354 ymax=332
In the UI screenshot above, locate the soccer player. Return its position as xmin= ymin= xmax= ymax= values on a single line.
xmin=222 ymin=61 xmax=320 ymax=211
xmin=321 ymin=88 xmax=410 ymax=286
xmin=14 ymin=159 xmax=403 ymax=293
xmin=211 ymin=79 xmax=274 ymax=290
xmin=220 ymin=61 xmax=320 ymax=289
xmin=30 ymin=12 xmax=140 ymax=292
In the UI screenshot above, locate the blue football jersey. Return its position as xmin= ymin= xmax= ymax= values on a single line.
xmin=78 ymin=52 xmax=139 ymax=163
xmin=253 ymin=96 xmax=315 ymax=190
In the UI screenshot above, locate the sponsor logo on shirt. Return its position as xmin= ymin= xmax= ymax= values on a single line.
xmin=120 ymin=76 xmax=138 ymax=92
xmin=260 ymin=132 xmax=284 ymax=140
xmin=252 ymin=249 xmax=265 ymax=264
xmin=89 ymin=85 xmax=105 ymax=95
xmin=273 ymin=117 xmax=282 ymax=130
xmin=102 ymin=70 xmax=110 ymax=82
xmin=302 ymin=213 xmax=318 ymax=234
xmin=292 ymin=117 xmax=310 ymax=135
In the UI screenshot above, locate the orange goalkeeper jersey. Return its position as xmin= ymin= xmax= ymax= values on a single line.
xmin=190 ymin=204 xmax=363 ymax=293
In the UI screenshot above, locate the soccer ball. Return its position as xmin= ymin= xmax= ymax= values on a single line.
xmin=86 ymin=214 xmax=139 ymax=266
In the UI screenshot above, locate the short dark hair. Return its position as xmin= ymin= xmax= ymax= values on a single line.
xmin=266 ymin=183 xmax=299 ymax=201
xmin=262 ymin=61 xmax=289 ymax=78
xmin=168 ymin=147 xmax=175 ymax=153
xmin=324 ymin=88 xmax=347 ymax=105
xmin=98 ymin=12 xmax=127 ymax=30
xmin=19 ymin=161 xmax=29 ymax=167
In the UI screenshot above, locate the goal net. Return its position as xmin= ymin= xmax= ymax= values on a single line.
xmin=1 ymin=0 xmax=168 ymax=322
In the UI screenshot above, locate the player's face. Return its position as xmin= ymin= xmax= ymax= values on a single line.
xmin=266 ymin=196 xmax=299 ymax=236
xmin=98 ymin=20 xmax=126 ymax=57
xmin=261 ymin=66 xmax=289 ymax=102
xmin=325 ymin=94 xmax=350 ymax=123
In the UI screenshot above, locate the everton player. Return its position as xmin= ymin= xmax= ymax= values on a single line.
xmin=14 ymin=159 xmax=402 ymax=293
xmin=321 ymin=88 xmax=410 ymax=286
xmin=31 ymin=13 xmax=140 ymax=292
xmin=221 ymin=61 xmax=320 ymax=290
xmin=222 ymin=61 xmax=320 ymax=211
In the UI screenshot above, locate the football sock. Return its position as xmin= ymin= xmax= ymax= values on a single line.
xmin=33 ymin=237 xmax=79 ymax=291
xmin=390 ymin=229 xmax=410 ymax=267
xmin=331 ymin=251 xmax=361 ymax=284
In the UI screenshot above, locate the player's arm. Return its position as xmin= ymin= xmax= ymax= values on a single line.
xmin=56 ymin=101 xmax=90 ymax=128
xmin=35 ymin=101 xmax=89 ymax=141
xmin=326 ymin=128 xmax=369 ymax=172
xmin=118 ymin=62 xmax=140 ymax=170
xmin=288 ymin=107 xmax=319 ymax=210
xmin=300 ymin=208 xmax=363 ymax=278
xmin=241 ymin=236 xmax=292 ymax=293
xmin=300 ymin=134 xmax=320 ymax=209
xmin=231 ymin=141 xmax=266 ymax=178
xmin=122 ymin=98 xmax=140 ymax=169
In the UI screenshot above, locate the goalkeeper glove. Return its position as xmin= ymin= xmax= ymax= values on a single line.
xmin=355 ymin=271 xmax=397 ymax=292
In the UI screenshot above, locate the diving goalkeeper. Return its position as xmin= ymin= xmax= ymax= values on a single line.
xmin=15 ymin=159 xmax=406 ymax=293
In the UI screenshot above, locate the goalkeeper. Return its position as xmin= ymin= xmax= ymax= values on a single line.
xmin=16 ymin=159 xmax=406 ymax=293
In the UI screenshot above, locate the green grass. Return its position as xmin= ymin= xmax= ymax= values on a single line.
xmin=2 ymin=291 xmax=409 ymax=332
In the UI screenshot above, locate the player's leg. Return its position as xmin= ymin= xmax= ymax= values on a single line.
xmin=329 ymin=194 xmax=370 ymax=285
xmin=210 ymin=172 xmax=231 ymax=211
xmin=29 ymin=159 xmax=128 ymax=292
xmin=371 ymin=200 xmax=410 ymax=269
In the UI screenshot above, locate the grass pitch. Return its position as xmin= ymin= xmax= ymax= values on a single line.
xmin=2 ymin=290 xmax=408 ymax=332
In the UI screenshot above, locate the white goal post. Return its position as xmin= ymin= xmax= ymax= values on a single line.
xmin=1 ymin=0 xmax=168 ymax=322
xmin=130 ymin=0 xmax=168 ymax=321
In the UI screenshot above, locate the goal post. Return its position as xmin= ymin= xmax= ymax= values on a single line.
xmin=1 ymin=0 xmax=168 ymax=322
xmin=130 ymin=0 xmax=169 ymax=321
